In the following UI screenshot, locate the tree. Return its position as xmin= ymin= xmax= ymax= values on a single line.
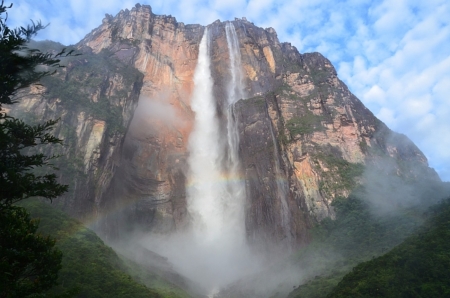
xmin=0 ymin=117 xmax=68 ymax=210
xmin=0 ymin=2 xmax=72 ymax=107
xmin=0 ymin=0 xmax=73 ymax=210
xmin=0 ymin=1 xmax=75 ymax=296
xmin=0 ymin=206 xmax=62 ymax=298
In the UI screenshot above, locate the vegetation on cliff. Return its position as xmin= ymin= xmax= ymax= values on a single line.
xmin=20 ymin=199 xmax=191 ymax=298
xmin=285 ymin=114 xmax=323 ymax=136
xmin=274 ymin=84 xmax=325 ymax=140
xmin=0 ymin=206 xmax=63 ymax=297
xmin=314 ymin=151 xmax=364 ymax=197
xmin=287 ymin=192 xmax=419 ymax=297
xmin=40 ymin=47 xmax=142 ymax=134
xmin=15 ymin=39 xmax=145 ymax=210
xmin=288 ymin=182 xmax=450 ymax=298
xmin=327 ymin=197 xmax=450 ymax=297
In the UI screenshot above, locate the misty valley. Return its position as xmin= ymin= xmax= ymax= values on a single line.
xmin=3 ymin=3 xmax=450 ymax=298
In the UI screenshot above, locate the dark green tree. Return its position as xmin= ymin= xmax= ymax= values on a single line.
xmin=0 ymin=0 xmax=73 ymax=210
xmin=0 ymin=117 xmax=68 ymax=210
xmin=0 ymin=1 xmax=74 ymax=297
xmin=0 ymin=206 xmax=62 ymax=298
xmin=0 ymin=2 xmax=72 ymax=107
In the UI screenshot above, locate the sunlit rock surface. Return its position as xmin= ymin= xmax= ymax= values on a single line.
xmin=9 ymin=4 xmax=439 ymax=249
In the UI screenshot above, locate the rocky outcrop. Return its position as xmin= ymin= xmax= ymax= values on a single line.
xmin=77 ymin=5 xmax=204 ymax=236
xmin=9 ymin=4 xmax=440 ymax=248
xmin=9 ymin=44 xmax=143 ymax=222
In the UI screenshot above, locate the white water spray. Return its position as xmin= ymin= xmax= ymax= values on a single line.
xmin=225 ymin=22 xmax=245 ymax=167
xmin=187 ymin=27 xmax=226 ymax=242
xmin=222 ymin=21 xmax=247 ymax=239
xmin=142 ymin=26 xmax=260 ymax=293
xmin=186 ymin=24 xmax=248 ymax=250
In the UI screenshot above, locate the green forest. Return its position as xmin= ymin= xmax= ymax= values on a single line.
xmin=288 ymin=187 xmax=450 ymax=298
xmin=18 ymin=199 xmax=191 ymax=298
xmin=328 ymin=198 xmax=450 ymax=297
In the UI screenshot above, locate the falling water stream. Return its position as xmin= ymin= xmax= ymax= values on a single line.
xmin=225 ymin=22 xmax=245 ymax=167
xmin=143 ymin=25 xmax=261 ymax=295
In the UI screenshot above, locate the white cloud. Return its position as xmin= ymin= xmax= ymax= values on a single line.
xmin=415 ymin=113 xmax=436 ymax=132
xmin=376 ymin=107 xmax=396 ymax=127
xmin=363 ymin=85 xmax=386 ymax=105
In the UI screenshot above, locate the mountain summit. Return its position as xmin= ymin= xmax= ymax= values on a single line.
xmin=12 ymin=3 xmax=440 ymax=250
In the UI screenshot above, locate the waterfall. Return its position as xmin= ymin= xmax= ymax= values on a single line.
xmin=222 ymin=21 xmax=247 ymax=239
xmin=143 ymin=26 xmax=260 ymax=294
xmin=186 ymin=23 xmax=247 ymax=248
xmin=225 ymin=21 xmax=292 ymax=247
xmin=186 ymin=27 xmax=225 ymax=241
xmin=226 ymin=20 xmax=291 ymax=246
xmin=225 ymin=21 xmax=245 ymax=167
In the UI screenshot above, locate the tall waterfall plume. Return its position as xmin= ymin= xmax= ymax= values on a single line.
xmin=225 ymin=21 xmax=245 ymax=169
xmin=186 ymin=27 xmax=226 ymax=242
xmin=142 ymin=26 xmax=260 ymax=294
xmin=222 ymin=21 xmax=247 ymax=240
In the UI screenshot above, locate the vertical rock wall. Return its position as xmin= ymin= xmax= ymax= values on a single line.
xmin=10 ymin=4 xmax=440 ymax=248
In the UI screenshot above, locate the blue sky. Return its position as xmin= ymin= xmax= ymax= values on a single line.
xmin=7 ymin=0 xmax=450 ymax=181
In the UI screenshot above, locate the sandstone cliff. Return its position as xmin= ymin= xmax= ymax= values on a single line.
xmin=10 ymin=42 xmax=143 ymax=225
xmin=9 ymin=4 xmax=440 ymax=248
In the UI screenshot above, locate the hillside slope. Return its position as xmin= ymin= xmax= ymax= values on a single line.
xmin=327 ymin=197 xmax=450 ymax=297
xmin=286 ymin=182 xmax=450 ymax=298
xmin=20 ymin=199 xmax=192 ymax=298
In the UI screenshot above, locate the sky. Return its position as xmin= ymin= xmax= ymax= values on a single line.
xmin=7 ymin=0 xmax=450 ymax=181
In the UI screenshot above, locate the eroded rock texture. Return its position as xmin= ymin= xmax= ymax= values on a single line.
xmin=9 ymin=4 xmax=439 ymax=247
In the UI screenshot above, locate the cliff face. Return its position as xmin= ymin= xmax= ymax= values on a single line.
xmin=78 ymin=5 xmax=203 ymax=237
xmin=9 ymin=4 xmax=439 ymax=247
xmin=9 ymin=44 xmax=143 ymax=223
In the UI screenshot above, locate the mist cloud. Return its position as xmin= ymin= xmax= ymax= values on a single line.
xmin=134 ymin=95 xmax=180 ymax=125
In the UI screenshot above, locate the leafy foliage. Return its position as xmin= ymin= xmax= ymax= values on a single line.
xmin=0 ymin=2 xmax=75 ymax=296
xmin=286 ymin=114 xmax=323 ymax=136
xmin=20 ymin=199 xmax=191 ymax=298
xmin=121 ymin=257 xmax=193 ymax=298
xmin=0 ymin=206 xmax=62 ymax=298
xmin=0 ymin=3 xmax=75 ymax=106
xmin=314 ymin=152 xmax=364 ymax=197
xmin=0 ymin=1 xmax=70 ymax=209
xmin=328 ymin=198 xmax=450 ymax=298
xmin=0 ymin=118 xmax=67 ymax=210
xmin=288 ymin=190 xmax=425 ymax=298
